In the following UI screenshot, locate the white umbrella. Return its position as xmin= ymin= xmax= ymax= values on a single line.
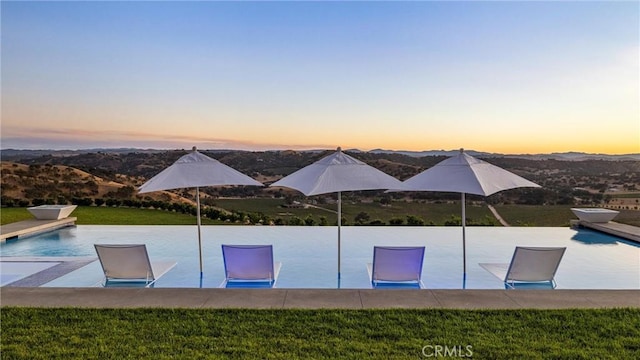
xmin=138 ymin=146 xmax=263 ymax=277
xmin=399 ymin=148 xmax=541 ymax=281
xmin=270 ymin=147 xmax=403 ymax=279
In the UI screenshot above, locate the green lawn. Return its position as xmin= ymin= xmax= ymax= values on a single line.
xmin=2 ymin=308 xmax=639 ymax=359
xmin=0 ymin=207 xmax=223 ymax=226
xmin=2 ymin=203 xmax=637 ymax=227
xmin=493 ymin=205 xmax=640 ymax=227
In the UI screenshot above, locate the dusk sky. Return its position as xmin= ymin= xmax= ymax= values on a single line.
xmin=2 ymin=1 xmax=638 ymax=154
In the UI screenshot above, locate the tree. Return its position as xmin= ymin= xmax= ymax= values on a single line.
xmin=406 ymin=215 xmax=425 ymax=226
xmin=444 ymin=215 xmax=462 ymax=226
xmin=368 ymin=219 xmax=385 ymax=225
xmin=288 ymin=216 xmax=304 ymax=226
xmin=304 ymin=215 xmax=316 ymax=226
xmin=354 ymin=212 xmax=370 ymax=225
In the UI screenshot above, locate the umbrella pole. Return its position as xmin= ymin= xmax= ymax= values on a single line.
xmin=337 ymin=191 xmax=341 ymax=281
xmin=196 ymin=187 xmax=203 ymax=278
xmin=461 ymin=192 xmax=466 ymax=285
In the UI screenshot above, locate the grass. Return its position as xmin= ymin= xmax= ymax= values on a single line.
xmin=0 ymin=202 xmax=496 ymax=226
xmin=2 ymin=308 xmax=639 ymax=359
xmin=0 ymin=207 xmax=223 ymax=226
xmin=2 ymin=203 xmax=638 ymax=227
xmin=493 ymin=205 xmax=640 ymax=227
xmin=215 ymin=198 xmax=339 ymax=222
xmin=493 ymin=205 xmax=575 ymax=227
xmin=210 ymin=198 xmax=496 ymax=225
xmin=613 ymin=210 xmax=640 ymax=227
xmin=609 ymin=193 xmax=640 ymax=198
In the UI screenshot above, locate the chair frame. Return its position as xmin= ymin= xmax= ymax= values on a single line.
xmin=504 ymin=246 xmax=566 ymax=289
xmin=94 ymin=244 xmax=175 ymax=287
xmin=221 ymin=244 xmax=281 ymax=288
xmin=481 ymin=246 xmax=566 ymax=289
xmin=368 ymin=246 xmax=425 ymax=288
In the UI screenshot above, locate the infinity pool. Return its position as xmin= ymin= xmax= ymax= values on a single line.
xmin=1 ymin=226 xmax=638 ymax=289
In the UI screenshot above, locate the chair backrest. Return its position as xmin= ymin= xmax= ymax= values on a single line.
xmin=222 ymin=245 xmax=275 ymax=281
xmin=506 ymin=246 xmax=566 ymax=283
xmin=94 ymin=244 xmax=154 ymax=281
xmin=371 ymin=246 xmax=425 ymax=282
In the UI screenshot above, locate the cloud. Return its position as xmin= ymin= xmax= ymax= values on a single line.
xmin=0 ymin=126 xmax=333 ymax=151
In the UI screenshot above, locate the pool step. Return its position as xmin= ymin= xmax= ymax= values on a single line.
xmin=0 ymin=217 xmax=77 ymax=242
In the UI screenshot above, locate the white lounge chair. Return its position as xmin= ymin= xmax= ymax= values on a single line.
xmin=220 ymin=244 xmax=282 ymax=288
xmin=367 ymin=246 xmax=425 ymax=288
xmin=480 ymin=246 xmax=566 ymax=289
xmin=94 ymin=244 xmax=177 ymax=287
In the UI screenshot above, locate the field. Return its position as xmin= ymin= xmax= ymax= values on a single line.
xmin=493 ymin=205 xmax=575 ymax=227
xmin=2 ymin=201 xmax=638 ymax=227
xmin=0 ymin=202 xmax=595 ymax=226
xmin=3 ymin=308 xmax=639 ymax=359
xmin=1 ymin=202 xmax=509 ymax=226
xmin=214 ymin=198 xmax=496 ymax=225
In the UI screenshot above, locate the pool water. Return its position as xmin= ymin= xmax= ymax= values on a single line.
xmin=1 ymin=225 xmax=638 ymax=289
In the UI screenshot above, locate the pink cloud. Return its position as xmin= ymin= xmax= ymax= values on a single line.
xmin=1 ymin=126 xmax=333 ymax=151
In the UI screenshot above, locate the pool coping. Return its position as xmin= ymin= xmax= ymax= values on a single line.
xmin=1 ymin=288 xmax=638 ymax=309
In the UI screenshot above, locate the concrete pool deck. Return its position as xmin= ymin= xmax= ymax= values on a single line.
xmin=2 ymin=288 xmax=638 ymax=309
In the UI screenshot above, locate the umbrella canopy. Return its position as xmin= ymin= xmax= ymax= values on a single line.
xmin=139 ymin=147 xmax=263 ymax=277
xmin=401 ymin=149 xmax=540 ymax=197
xmin=399 ymin=149 xmax=541 ymax=282
xmin=138 ymin=149 xmax=263 ymax=192
xmin=270 ymin=147 xmax=403 ymax=280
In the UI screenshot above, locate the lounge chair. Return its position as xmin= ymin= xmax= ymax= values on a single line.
xmin=221 ymin=244 xmax=282 ymax=288
xmin=367 ymin=246 xmax=425 ymax=288
xmin=479 ymin=246 xmax=566 ymax=289
xmin=94 ymin=244 xmax=177 ymax=287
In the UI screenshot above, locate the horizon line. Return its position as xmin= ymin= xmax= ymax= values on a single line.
xmin=1 ymin=147 xmax=639 ymax=157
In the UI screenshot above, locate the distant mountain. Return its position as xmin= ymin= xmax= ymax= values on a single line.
xmin=0 ymin=148 xmax=166 ymax=159
xmin=535 ymin=152 xmax=640 ymax=161
xmin=366 ymin=149 xmax=640 ymax=161
xmin=367 ymin=148 xmax=492 ymax=158
xmin=2 ymin=148 xmax=639 ymax=161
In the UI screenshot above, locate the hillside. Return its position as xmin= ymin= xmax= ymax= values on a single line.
xmin=1 ymin=150 xmax=639 ymax=214
xmin=0 ymin=161 xmax=196 ymax=207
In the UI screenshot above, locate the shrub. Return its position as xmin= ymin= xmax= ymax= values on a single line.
xmin=288 ymin=216 xmax=304 ymax=226
xmin=31 ymin=198 xmax=46 ymax=206
xmin=1 ymin=196 xmax=16 ymax=207
xmin=406 ymin=215 xmax=425 ymax=226
xmin=304 ymin=215 xmax=315 ymax=226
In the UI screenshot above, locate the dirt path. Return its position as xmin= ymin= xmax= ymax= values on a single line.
xmin=487 ymin=205 xmax=510 ymax=227
xmin=303 ymin=203 xmax=337 ymax=214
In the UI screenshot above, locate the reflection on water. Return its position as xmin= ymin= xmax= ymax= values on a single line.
xmin=571 ymin=230 xmax=619 ymax=245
